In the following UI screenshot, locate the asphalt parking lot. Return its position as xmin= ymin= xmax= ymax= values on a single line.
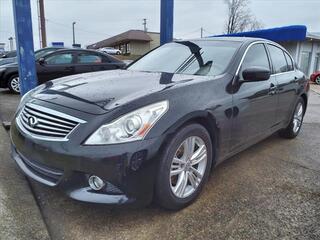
xmin=0 ymin=85 xmax=320 ymax=240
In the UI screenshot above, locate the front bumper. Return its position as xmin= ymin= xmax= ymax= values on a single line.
xmin=10 ymin=115 xmax=165 ymax=207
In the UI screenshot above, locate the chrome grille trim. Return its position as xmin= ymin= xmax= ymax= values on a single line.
xmin=16 ymin=103 xmax=86 ymax=141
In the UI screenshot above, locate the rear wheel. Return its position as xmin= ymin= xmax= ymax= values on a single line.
xmin=279 ymin=97 xmax=305 ymax=139
xmin=155 ymin=123 xmax=213 ymax=210
xmin=315 ymin=75 xmax=320 ymax=85
xmin=8 ymin=75 xmax=20 ymax=94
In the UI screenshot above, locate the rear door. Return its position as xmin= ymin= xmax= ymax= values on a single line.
xmin=74 ymin=52 xmax=120 ymax=75
xmin=37 ymin=52 xmax=76 ymax=83
xmin=232 ymin=43 xmax=278 ymax=149
xmin=267 ymin=44 xmax=298 ymax=125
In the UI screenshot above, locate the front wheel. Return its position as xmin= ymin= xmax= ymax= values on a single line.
xmin=279 ymin=97 xmax=305 ymax=139
xmin=315 ymin=75 xmax=320 ymax=85
xmin=155 ymin=123 xmax=213 ymax=210
xmin=8 ymin=74 xmax=20 ymax=94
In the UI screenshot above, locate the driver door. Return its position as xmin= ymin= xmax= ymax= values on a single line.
xmin=37 ymin=52 xmax=76 ymax=84
xmin=231 ymin=43 xmax=278 ymax=150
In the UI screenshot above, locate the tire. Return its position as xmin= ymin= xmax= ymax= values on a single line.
xmin=279 ymin=97 xmax=305 ymax=139
xmin=8 ymin=74 xmax=20 ymax=94
xmin=315 ymin=75 xmax=320 ymax=85
xmin=116 ymin=51 xmax=121 ymax=55
xmin=155 ymin=123 xmax=213 ymax=210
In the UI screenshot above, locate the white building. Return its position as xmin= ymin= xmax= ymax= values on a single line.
xmin=280 ymin=32 xmax=320 ymax=76
xmin=218 ymin=26 xmax=320 ymax=77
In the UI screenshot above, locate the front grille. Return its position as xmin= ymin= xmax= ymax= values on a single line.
xmin=17 ymin=103 xmax=86 ymax=141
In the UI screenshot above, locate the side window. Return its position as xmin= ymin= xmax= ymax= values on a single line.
xmin=45 ymin=53 xmax=73 ymax=65
xmin=284 ymin=51 xmax=294 ymax=71
xmin=78 ymin=53 xmax=102 ymax=64
xmin=268 ymin=45 xmax=288 ymax=73
xmin=240 ymin=44 xmax=270 ymax=79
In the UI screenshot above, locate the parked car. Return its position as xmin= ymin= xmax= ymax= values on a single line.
xmin=0 ymin=50 xmax=17 ymax=58
xmin=10 ymin=38 xmax=309 ymax=210
xmin=0 ymin=50 xmax=17 ymax=66
xmin=0 ymin=48 xmax=125 ymax=93
xmin=99 ymin=47 xmax=121 ymax=55
xmin=0 ymin=47 xmax=63 ymax=67
xmin=310 ymin=71 xmax=320 ymax=85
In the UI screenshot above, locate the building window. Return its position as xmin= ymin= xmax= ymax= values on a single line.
xmin=300 ymin=51 xmax=311 ymax=74
xmin=314 ymin=53 xmax=320 ymax=72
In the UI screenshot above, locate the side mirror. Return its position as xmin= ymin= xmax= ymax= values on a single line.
xmin=242 ymin=67 xmax=271 ymax=82
xmin=38 ymin=57 xmax=45 ymax=65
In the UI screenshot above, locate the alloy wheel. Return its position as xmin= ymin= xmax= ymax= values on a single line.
xmin=315 ymin=76 xmax=320 ymax=85
xmin=170 ymin=136 xmax=207 ymax=198
xmin=10 ymin=76 xmax=20 ymax=93
xmin=293 ymin=102 xmax=303 ymax=133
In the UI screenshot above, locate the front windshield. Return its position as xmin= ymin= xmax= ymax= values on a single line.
xmin=128 ymin=40 xmax=241 ymax=76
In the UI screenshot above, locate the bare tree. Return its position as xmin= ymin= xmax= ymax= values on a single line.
xmin=224 ymin=0 xmax=263 ymax=34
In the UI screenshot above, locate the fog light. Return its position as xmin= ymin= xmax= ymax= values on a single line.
xmin=88 ymin=175 xmax=105 ymax=190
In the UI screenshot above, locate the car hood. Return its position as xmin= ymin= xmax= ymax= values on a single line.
xmin=0 ymin=62 xmax=18 ymax=68
xmin=33 ymin=70 xmax=206 ymax=115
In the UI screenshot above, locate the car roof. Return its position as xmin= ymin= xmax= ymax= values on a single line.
xmin=42 ymin=48 xmax=123 ymax=63
xmin=180 ymin=36 xmax=272 ymax=44
xmin=48 ymin=48 xmax=105 ymax=54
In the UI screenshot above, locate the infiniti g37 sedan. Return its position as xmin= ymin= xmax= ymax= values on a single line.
xmin=10 ymin=37 xmax=309 ymax=210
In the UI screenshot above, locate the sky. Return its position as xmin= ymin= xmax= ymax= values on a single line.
xmin=0 ymin=0 xmax=319 ymax=50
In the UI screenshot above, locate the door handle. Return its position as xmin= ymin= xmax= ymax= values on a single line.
xmin=65 ymin=66 xmax=74 ymax=71
xmin=269 ymin=84 xmax=277 ymax=95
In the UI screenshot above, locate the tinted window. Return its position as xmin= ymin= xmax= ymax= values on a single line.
xmin=46 ymin=53 xmax=73 ymax=64
xmin=6 ymin=51 xmax=17 ymax=58
xmin=128 ymin=41 xmax=241 ymax=76
xmin=78 ymin=53 xmax=103 ymax=64
xmin=284 ymin=51 xmax=294 ymax=71
xmin=240 ymin=44 xmax=270 ymax=79
xmin=268 ymin=45 xmax=288 ymax=73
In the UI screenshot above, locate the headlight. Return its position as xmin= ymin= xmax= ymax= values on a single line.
xmin=85 ymin=100 xmax=169 ymax=145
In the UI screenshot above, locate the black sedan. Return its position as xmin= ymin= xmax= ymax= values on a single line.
xmin=0 ymin=48 xmax=125 ymax=93
xmin=10 ymin=38 xmax=309 ymax=210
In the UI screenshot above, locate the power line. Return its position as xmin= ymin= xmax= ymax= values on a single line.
xmin=45 ymin=18 xmax=112 ymax=37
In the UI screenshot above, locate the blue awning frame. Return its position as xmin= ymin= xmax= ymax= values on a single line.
xmin=212 ymin=25 xmax=307 ymax=42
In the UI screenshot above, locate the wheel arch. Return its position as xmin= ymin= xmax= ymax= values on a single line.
xmin=4 ymin=72 xmax=19 ymax=86
xmin=300 ymin=93 xmax=308 ymax=114
xmin=161 ymin=111 xmax=220 ymax=166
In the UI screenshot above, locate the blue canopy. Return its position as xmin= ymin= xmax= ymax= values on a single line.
xmin=213 ymin=25 xmax=307 ymax=42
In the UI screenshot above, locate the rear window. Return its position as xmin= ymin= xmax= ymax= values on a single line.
xmin=78 ymin=53 xmax=103 ymax=64
xmin=268 ymin=45 xmax=288 ymax=74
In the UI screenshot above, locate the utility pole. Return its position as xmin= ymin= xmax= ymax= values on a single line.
xmin=8 ymin=37 xmax=14 ymax=51
xmin=38 ymin=0 xmax=47 ymax=48
xmin=201 ymin=27 xmax=204 ymax=38
xmin=143 ymin=18 xmax=147 ymax=32
xmin=72 ymin=22 xmax=76 ymax=45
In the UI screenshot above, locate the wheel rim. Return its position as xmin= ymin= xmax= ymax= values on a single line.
xmin=10 ymin=77 xmax=20 ymax=93
xmin=170 ymin=136 xmax=207 ymax=199
xmin=293 ymin=102 xmax=303 ymax=133
xmin=315 ymin=76 xmax=320 ymax=85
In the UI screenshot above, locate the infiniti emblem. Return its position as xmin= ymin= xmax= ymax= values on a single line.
xmin=28 ymin=116 xmax=39 ymax=128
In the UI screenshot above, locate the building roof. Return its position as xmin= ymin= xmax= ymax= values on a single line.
xmin=307 ymin=32 xmax=320 ymax=41
xmin=87 ymin=30 xmax=153 ymax=49
xmin=213 ymin=25 xmax=308 ymax=42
